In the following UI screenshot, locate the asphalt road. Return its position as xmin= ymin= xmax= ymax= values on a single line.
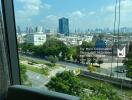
xmin=22 ymin=55 xmax=130 ymax=79
xmin=26 ymin=70 xmax=49 ymax=88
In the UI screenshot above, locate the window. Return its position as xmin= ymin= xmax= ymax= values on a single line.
xmin=14 ymin=0 xmax=132 ymax=100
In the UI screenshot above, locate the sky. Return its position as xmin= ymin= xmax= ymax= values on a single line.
xmin=14 ymin=0 xmax=132 ymax=32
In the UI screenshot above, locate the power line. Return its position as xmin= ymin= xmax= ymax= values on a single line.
xmin=117 ymin=0 xmax=121 ymax=78
xmin=111 ymin=0 xmax=118 ymax=76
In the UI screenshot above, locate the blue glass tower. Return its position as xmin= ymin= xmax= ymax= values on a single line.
xmin=59 ymin=17 xmax=69 ymax=36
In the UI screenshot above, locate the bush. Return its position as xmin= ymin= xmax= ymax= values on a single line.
xmin=41 ymin=67 xmax=49 ymax=75
xmin=87 ymin=65 xmax=96 ymax=72
xmin=46 ymin=71 xmax=81 ymax=96
xmin=48 ymin=55 xmax=58 ymax=67
xmin=20 ymin=64 xmax=28 ymax=84
xmin=46 ymin=71 xmax=121 ymax=100
xmin=45 ymin=62 xmax=53 ymax=67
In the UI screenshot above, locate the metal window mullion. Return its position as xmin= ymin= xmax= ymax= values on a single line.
xmin=1 ymin=0 xmax=21 ymax=85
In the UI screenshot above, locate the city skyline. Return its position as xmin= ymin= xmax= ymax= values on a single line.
xmin=14 ymin=0 xmax=132 ymax=32
xmin=17 ymin=25 xmax=132 ymax=34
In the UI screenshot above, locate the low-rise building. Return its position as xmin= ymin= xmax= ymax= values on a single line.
xmin=95 ymin=39 xmax=107 ymax=48
xmin=17 ymin=33 xmax=27 ymax=44
xmin=26 ymin=33 xmax=46 ymax=46
xmin=57 ymin=35 xmax=93 ymax=46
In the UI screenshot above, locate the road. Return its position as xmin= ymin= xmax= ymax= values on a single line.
xmin=26 ymin=70 xmax=49 ymax=89
xmin=21 ymin=55 xmax=130 ymax=79
xmin=20 ymin=55 xmax=87 ymax=70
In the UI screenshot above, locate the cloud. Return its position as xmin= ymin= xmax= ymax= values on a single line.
xmin=66 ymin=10 xmax=97 ymax=31
xmin=101 ymin=0 xmax=132 ymax=27
xmin=16 ymin=0 xmax=41 ymax=5
xmin=45 ymin=15 xmax=59 ymax=20
xmin=71 ymin=10 xmax=85 ymax=18
xmin=44 ymin=4 xmax=52 ymax=9
xmin=15 ymin=0 xmax=52 ymax=28
xmin=15 ymin=0 xmax=132 ymax=31
xmin=15 ymin=0 xmax=43 ymax=18
xmin=103 ymin=0 xmax=132 ymax=13
xmin=120 ymin=0 xmax=132 ymax=13
xmin=69 ymin=10 xmax=95 ymax=19
xmin=88 ymin=11 xmax=95 ymax=15
xmin=104 ymin=6 xmax=114 ymax=12
xmin=40 ymin=15 xmax=59 ymax=31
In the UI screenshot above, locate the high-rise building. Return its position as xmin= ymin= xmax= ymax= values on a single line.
xmin=35 ymin=26 xmax=43 ymax=33
xmin=45 ymin=29 xmax=50 ymax=33
xmin=25 ymin=27 xmax=29 ymax=33
xmin=59 ymin=17 xmax=69 ymax=36
xmin=25 ymin=26 xmax=33 ymax=34
xmin=16 ymin=25 xmax=21 ymax=34
xmin=29 ymin=27 xmax=33 ymax=34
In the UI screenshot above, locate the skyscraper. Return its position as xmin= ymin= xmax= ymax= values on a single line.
xmin=17 ymin=25 xmax=21 ymax=34
xmin=35 ymin=26 xmax=43 ymax=33
xmin=25 ymin=26 xmax=33 ymax=34
xmin=59 ymin=17 xmax=69 ymax=36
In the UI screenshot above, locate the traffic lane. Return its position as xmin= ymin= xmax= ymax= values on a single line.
xmin=26 ymin=70 xmax=50 ymax=87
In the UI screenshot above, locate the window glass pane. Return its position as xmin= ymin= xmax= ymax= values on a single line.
xmin=14 ymin=0 xmax=132 ymax=99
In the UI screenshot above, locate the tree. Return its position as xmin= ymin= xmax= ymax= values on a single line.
xmin=46 ymin=71 xmax=120 ymax=100
xmin=122 ymin=59 xmax=128 ymax=66
xmin=20 ymin=64 xmax=28 ymax=84
xmin=81 ymin=41 xmax=95 ymax=48
xmin=124 ymin=52 xmax=132 ymax=79
xmin=87 ymin=65 xmax=96 ymax=72
xmin=83 ymin=56 xmax=88 ymax=65
xmin=65 ymin=47 xmax=77 ymax=60
xmin=46 ymin=71 xmax=81 ymax=96
xmin=97 ymin=59 xmax=103 ymax=67
xmin=48 ymin=55 xmax=58 ymax=66
xmin=98 ymin=34 xmax=104 ymax=40
xmin=43 ymin=38 xmax=68 ymax=59
xmin=32 ymin=46 xmax=44 ymax=57
xmin=19 ymin=43 xmax=34 ymax=52
xmin=89 ymin=55 xmax=97 ymax=66
xmin=41 ymin=67 xmax=49 ymax=75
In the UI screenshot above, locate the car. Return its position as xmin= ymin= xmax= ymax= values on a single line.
xmin=115 ymin=70 xmax=124 ymax=73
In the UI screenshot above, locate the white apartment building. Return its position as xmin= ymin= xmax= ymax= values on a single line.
xmin=58 ymin=36 xmax=93 ymax=46
xmin=26 ymin=33 xmax=46 ymax=46
xmin=83 ymin=36 xmax=93 ymax=42
xmin=17 ymin=33 xmax=27 ymax=44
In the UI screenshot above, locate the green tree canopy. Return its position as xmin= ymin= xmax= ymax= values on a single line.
xmin=46 ymin=71 xmax=120 ymax=100
xmin=43 ymin=38 xmax=68 ymax=59
xmin=19 ymin=43 xmax=34 ymax=52
xmin=97 ymin=59 xmax=103 ymax=67
xmin=46 ymin=71 xmax=81 ymax=95
xmin=48 ymin=55 xmax=58 ymax=66
xmin=89 ymin=55 xmax=97 ymax=65
xmin=65 ymin=47 xmax=77 ymax=60
xmin=81 ymin=41 xmax=95 ymax=48
xmin=124 ymin=52 xmax=132 ymax=78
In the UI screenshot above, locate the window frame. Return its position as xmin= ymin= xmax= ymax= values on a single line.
xmin=1 ymin=0 xmax=21 ymax=85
